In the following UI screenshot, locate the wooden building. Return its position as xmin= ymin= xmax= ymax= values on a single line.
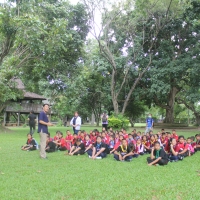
xmin=3 ymin=79 xmax=46 ymax=126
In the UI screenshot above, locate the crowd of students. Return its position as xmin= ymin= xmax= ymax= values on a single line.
xmin=21 ymin=127 xmax=200 ymax=166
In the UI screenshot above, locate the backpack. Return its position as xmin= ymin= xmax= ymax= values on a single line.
xmin=102 ymin=114 xmax=107 ymax=122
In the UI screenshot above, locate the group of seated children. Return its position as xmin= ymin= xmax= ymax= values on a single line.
xmin=21 ymin=128 xmax=200 ymax=166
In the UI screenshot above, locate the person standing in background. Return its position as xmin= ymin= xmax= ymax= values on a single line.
xmin=38 ymin=104 xmax=53 ymax=159
xmin=101 ymin=112 xmax=108 ymax=131
xmin=70 ymin=111 xmax=81 ymax=134
xmin=145 ymin=113 xmax=154 ymax=134
xmin=28 ymin=110 xmax=36 ymax=135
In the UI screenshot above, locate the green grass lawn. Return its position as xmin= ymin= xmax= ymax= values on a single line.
xmin=0 ymin=126 xmax=200 ymax=200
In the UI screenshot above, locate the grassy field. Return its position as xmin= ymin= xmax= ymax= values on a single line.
xmin=0 ymin=125 xmax=200 ymax=200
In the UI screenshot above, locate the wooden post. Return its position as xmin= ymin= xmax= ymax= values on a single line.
xmin=3 ymin=112 xmax=6 ymax=126
xmin=17 ymin=112 xmax=20 ymax=127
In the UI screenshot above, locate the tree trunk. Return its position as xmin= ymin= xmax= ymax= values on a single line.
xmin=129 ymin=117 xmax=134 ymax=127
xmin=164 ymin=86 xmax=179 ymax=123
xmin=194 ymin=114 xmax=200 ymax=126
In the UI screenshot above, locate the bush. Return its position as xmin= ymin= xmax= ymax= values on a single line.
xmin=108 ymin=114 xmax=130 ymax=129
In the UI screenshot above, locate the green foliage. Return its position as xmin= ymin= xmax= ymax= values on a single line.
xmin=108 ymin=114 xmax=129 ymax=129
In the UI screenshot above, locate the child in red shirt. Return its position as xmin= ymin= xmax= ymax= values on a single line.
xmin=168 ymin=138 xmax=179 ymax=162
xmin=54 ymin=132 xmax=67 ymax=151
xmin=53 ymin=131 xmax=60 ymax=142
xmin=142 ymin=135 xmax=150 ymax=154
xmin=172 ymin=130 xmax=179 ymax=141
xmin=65 ymin=130 xmax=74 ymax=151
xmin=177 ymin=136 xmax=189 ymax=160
xmin=90 ymin=131 xmax=97 ymax=144
xmin=21 ymin=134 xmax=37 ymax=151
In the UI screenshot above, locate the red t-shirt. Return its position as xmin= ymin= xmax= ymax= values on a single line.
xmin=191 ymin=142 xmax=196 ymax=148
xmin=90 ymin=135 xmax=97 ymax=144
xmin=65 ymin=134 xmax=73 ymax=142
xmin=142 ymin=141 xmax=150 ymax=148
xmin=123 ymin=134 xmax=128 ymax=139
xmin=177 ymin=142 xmax=188 ymax=152
xmin=54 ymin=136 xmax=59 ymax=141
xmin=114 ymin=141 xmax=121 ymax=150
xmin=84 ymin=140 xmax=92 ymax=147
xmin=60 ymin=138 xmax=67 ymax=148
xmin=102 ymin=136 xmax=110 ymax=145
xmin=172 ymin=134 xmax=179 ymax=141
xmin=160 ymin=137 xmax=168 ymax=145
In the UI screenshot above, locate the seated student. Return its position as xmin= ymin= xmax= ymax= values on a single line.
xmin=72 ymin=134 xmax=78 ymax=146
xmin=127 ymin=134 xmax=134 ymax=144
xmin=114 ymin=133 xmax=120 ymax=144
xmin=135 ymin=139 xmax=144 ymax=156
xmin=190 ymin=136 xmax=196 ymax=150
xmin=84 ymin=134 xmax=93 ymax=153
xmin=45 ymin=135 xmax=56 ymax=153
xmin=160 ymin=132 xmax=168 ymax=148
xmin=149 ymin=135 xmax=156 ymax=149
xmin=142 ymin=135 xmax=151 ymax=154
xmin=47 ymin=132 xmax=53 ymax=142
xmin=168 ymin=138 xmax=179 ymax=162
xmin=54 ymin=131 xmax=60 ymax=142
xmin=122 ymin=129 xmax=128 ymax=140
xmin=65 ymin=130 xmax=74 ymax=151
xmin=177 ymin=135 xmax=189 ymax=160
xmin=90 ymin=131 xmax=97 ymax=144
xmin=54 ymin=132 xmax=67 ymax=151
xmin=69 ymin=139 xmax=85 ymax=156
xmin=154 ymin=134 xmax=161 ymax=145
xmin=21 ymin=133 xmax=37 ymax=151
xmin=79 ymin=131 xmax=85 ymax=143
xmin=114 ymin=139 xmax=133 ymax=161
xmin=102 ymin=131 xmax=110 ymax=145
xmin=172 ymin=130 xmax=179 ymax=141
xmin=88 ymin=136 xmax=107 ymax=159
xmin=195 ymin=134 xmax=200 ymax=151
xmin=147 ymin=142 xmax=168 ymax=166
xmin=108 ymin=135 xmax=115 ymax=153
xmin=136 ymin=131 xmax=141 ymax=140
xmin=110 ymin=135 xmax=124 ymax=154
xmin=187 ymin=137 xmax=195 ymax=156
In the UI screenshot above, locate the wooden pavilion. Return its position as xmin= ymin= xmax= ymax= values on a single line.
xmin=3 ymin=78 xmax=47 ymax=126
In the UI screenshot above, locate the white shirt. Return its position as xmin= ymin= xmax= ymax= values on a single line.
xmin=70 ymin=116 xmax=81 ymax=130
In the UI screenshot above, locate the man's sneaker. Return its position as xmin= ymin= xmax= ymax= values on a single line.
xmin=89 ymin=156 xmax=92 ymax=158
xmin=96 ymin=156 xmax=102 ymax=159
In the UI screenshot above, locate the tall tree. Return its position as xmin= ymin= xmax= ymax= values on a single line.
xmin=83 ymin=0 xmax=179 ymax=114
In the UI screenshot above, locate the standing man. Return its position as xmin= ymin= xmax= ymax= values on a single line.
xmin=145 ymin=113 xmax=154 ymax=134
xmin=70 ymin=111 xmax=81 ymax=134
xmin=38 ymin=104 xmax=53 ymax=159
xmin=101 ymin=111 xmax=108 ymax=131
xmin=28 ymin=110 xmax=36 ymax=135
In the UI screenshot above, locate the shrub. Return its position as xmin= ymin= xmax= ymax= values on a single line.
xmin=108 ymin=114 xmax=130 ymax=129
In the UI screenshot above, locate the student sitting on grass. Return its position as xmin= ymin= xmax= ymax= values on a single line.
xmin=187 ymin=137 xmax=195 ymax=156
xmin=195 ymin=134 xmax=200 ymax=151
xmin=177 ymin=135 xmax=189 ymax=160
xmin=134 ymin=139 xmax=144 ymax=157
xmin=108 ymin=135 xmax=115 ymax=153
xmin=69 ymin=139 xmax=85 ymax=156
xmin=142 ymin=135 xmax=151 ymax=154
xmin=168 ymin=138 xmax=179 ymax=162
xmin=54 ymin=131 xmax=60 ymax=141
xmin=65 ymin=130 xmax=74 ymax=151
xmin=45 ymin=135 xmax=56 ymax=153
xmin=88 ymin=136 xmax=107 ymax=159
xmin=54 ymin=132 xmax=67 ymax=151
xmin=84 ymin=134 xmax=93 ymax=153
xmin=114 ymin=139 xmax=133 ymax=161
xmin=147 ymin=142 xmax=168 ymax=166
xmin=21 ymin=133 xmax=37 ymax=151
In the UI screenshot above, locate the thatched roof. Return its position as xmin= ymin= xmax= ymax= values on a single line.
xmin=12 ymin=78 xmax=46 ymax=100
